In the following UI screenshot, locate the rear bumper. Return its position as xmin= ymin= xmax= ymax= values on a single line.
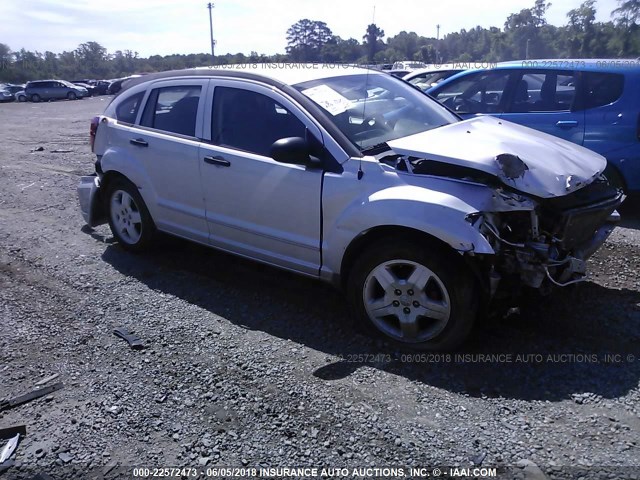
xmin=77 ymin=175 xmax=107 ymax=227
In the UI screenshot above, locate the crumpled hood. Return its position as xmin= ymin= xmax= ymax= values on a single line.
xmin=387 ymin=116 xmax=607 ymax=198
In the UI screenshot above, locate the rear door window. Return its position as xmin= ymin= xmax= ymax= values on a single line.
xmin=580 ymin=72 xmax=624 ymax=109
xmin=141 ymin=86 xmax=202 ymax=137
xmin=508 ymin=71 xmax=576 ymax=113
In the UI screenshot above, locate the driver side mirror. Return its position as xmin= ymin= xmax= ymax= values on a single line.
xmin=270 ymin=137 xmax=321 ymax=168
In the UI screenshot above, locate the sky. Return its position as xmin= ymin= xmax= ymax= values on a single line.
xmin=3 ymin=0 xmax=621 ymax=57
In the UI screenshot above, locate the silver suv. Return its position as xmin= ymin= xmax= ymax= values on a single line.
xmin=78 ymin=65 xmax=623 ymax=350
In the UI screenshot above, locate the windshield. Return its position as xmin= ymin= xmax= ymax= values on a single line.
xmin=293 ymin=73 xmax=458 ymax=151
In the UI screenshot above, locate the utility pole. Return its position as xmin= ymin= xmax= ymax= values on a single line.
xmin=436 ymin=24 xmax=441 ymax=64
xmin=207 ymin=2 xmax=215 ymax=62
xmin=526 ymin=38 xmax=530 ymax=59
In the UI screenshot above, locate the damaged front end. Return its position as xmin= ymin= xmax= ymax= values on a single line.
xmin=469 ymin=177 xmax=623 ymax=295
xmin=380 ymin=151 xmax=623 ymax=298
xmin=384 ymin=116 xmax=625 ymax=297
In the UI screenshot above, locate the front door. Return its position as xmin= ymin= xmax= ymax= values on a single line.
xmin=198 ymin=81 xmax=323 ymax=275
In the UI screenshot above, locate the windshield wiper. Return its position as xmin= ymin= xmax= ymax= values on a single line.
xmin=360 ymin=142 xmax=391 ymax=155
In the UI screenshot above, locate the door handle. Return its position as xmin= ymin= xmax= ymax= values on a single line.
xmin=204 ymin=155 xmax=231 ymax=167
xmin=555 ymin=121 xmax=578 ymax=129
xmin=129 ymin=138 xmax=148 ymax=147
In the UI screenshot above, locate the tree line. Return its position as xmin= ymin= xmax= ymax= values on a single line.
xmin=0 ymin=0 xmax=638 ymax=83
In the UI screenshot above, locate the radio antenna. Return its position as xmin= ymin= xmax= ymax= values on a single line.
xmin=358 ymin=4 xmax=376 ymax=180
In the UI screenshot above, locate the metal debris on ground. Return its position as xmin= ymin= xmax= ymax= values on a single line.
xmin=0 ymin=433 xmax=19 ymax=463
xmin=35 ymin=373 xmax=60 ymax=386
xmin=0 ymin=383 xmax=64 ymax=412
xmin=113 ymin=327 xmax=145 ymax=350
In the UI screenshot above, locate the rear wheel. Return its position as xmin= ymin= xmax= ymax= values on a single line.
xmin=31 ymin=94 xmax=40 ymax=102
xmin=106 ymin=178 xmax=156 ymax=252
xmin=347 ymin=238 xmax=477 ymax=351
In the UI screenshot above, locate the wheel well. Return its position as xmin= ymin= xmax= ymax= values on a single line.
xmin=340 ymin=225 xmax=491 ymax=307
xmin=603 ymin=162 xmax=627 ymax=193
xmin=100 ymin=171 xmax=133 ymax=201
xmin=340 ymin=226 xmax=462 ymax=289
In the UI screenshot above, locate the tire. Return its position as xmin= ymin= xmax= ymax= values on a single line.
xmin=347 ymin=238 xmax=477 ymax=351
xmin=106 ymin=178 xmax=156 ymax=252
xmin=18 ymin=95 xmax=27 ymax=103
xmin=31 ymin=94 xmax=40 ymax=102
xmin=67 ymin=91 xmax=77 ymax=100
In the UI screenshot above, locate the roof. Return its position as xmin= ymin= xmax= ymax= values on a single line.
xmin=495 ymin=58 xmax=640 ymax=73
xmin=121 ymin=64 xmax=380 ymax=92
xmin=116 ymin=63 xmax=380 ymax=160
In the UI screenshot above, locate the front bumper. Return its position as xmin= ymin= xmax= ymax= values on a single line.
xmin=77 ymin=175 xmax=107 ymax=227
xmin=483 ymin=184 xmax=624 ymax=292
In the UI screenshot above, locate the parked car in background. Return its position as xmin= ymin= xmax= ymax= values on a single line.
xmin=14 ymin=90 xmax=28 ymax=102
xmin=427 ymin=59 xmax=640 ymax=192
xmin=367 ymin=64 xmax=394 ymax=71
xmin=107 ymin=75 xmax=142 ymax=95
xmin=403 ymin=66 xmax=465 ymax=91
xmin=392 ymin=61 xmax=427 ymax=70
xmin=388 ymin=69 xmax=412 ymax=78
xmin=3 ymin=84 xmax=26 ymax=100
xmin=78 ymin=65 xmax=622 ymax=351
xmin=93 ymin=80 xmax=111 ymax=95
xmin=0 ymin=86 xmax=14 ymax=102
xmin=73 ymin=82 xmax=98 ymax=96
xmin=25 ymin=80 xmax=89 ymax=102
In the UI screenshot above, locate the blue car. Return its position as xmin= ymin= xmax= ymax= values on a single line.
xmin=427 ymin=59 xmax=640 ymax=193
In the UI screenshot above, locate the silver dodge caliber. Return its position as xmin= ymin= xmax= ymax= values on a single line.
xmin=78 ymin=64 xmax=623 ymax=351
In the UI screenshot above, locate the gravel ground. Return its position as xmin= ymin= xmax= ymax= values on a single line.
xmin=0 ymin=98 xmax=639 ymax=480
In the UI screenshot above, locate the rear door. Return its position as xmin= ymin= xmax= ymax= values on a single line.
xmin=579 ymin=71 xmax=628 ymax=153
xmin=500 ymin=69 xmax=585 ymax=145
xmin=114 ymin=80 xmax=211 ymax=242
xmin=39 ymin=81 xmax=52 ymax=99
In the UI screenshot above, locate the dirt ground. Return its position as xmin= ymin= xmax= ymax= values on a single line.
xmin=0 ymin=98 xmax=639 ymax=480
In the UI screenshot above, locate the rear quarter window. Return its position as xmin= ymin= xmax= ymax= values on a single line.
xmin=581 ymin=72 xmax=624 ymax=109
xmin=115 ymin=92 xmax=144 ymax=125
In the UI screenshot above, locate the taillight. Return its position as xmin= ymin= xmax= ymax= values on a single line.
xmin=90 ymin=116 xmax=99 ymax=151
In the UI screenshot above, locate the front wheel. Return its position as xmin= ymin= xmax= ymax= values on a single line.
xmin=31 ymin=94 xmax=41 ymax=102
xmin=18 ymin=95 xmax=27 ymax=102
xmin=67 ymin=91 xmax=77 ymax=100
xmin=347 ymin=239 xmax=477 ymax=351
xmin=106 ymin=179 xmax=156 ymax=252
